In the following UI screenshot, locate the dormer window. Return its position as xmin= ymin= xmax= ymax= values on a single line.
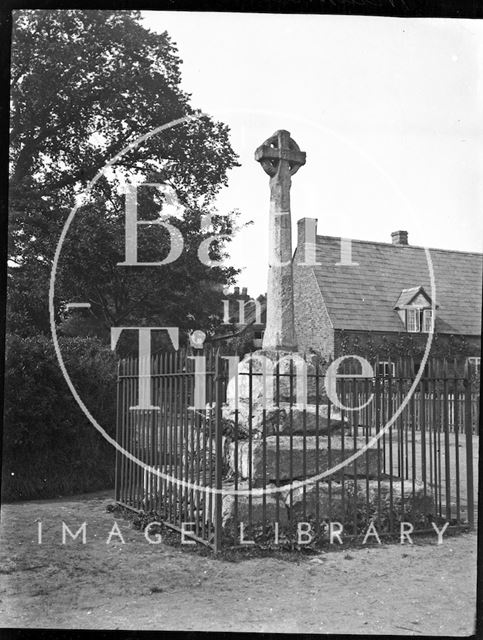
xmin=394 ymin=286 xmax=438 ymax=334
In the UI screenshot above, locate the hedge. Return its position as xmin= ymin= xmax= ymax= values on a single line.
xmin=2 ymin=334 xmax=118 ymax=501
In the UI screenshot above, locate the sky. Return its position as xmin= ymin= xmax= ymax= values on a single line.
xmin=143 ymin=11 xmax=483 ymax=297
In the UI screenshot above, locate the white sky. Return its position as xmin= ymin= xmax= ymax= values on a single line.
xmin=143 ymin=11 xmax=483 ymax=296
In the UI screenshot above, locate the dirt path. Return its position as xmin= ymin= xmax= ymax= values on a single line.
xmin=0 ymin=491 xmax=477 ymax=634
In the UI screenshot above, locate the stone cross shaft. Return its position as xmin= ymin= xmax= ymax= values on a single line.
xmin=255 ymin=130 xmax=306 ymax=351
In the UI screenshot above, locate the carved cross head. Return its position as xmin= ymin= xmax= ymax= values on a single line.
xmin=255 ymin=130 xmax=306 ymax=178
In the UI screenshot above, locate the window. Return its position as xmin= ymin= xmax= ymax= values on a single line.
xmin=467 ymin=357 xmax=481 ymax=375
xmin=395 ymin=287 xmax=437 ymax=334
xmin=422 ymin=309 xmax=432 ymax=333
xmin=405 ymin=307 xmax=434 ymax=332
xmin=406 ymin=308 xmax=420 ymax=332
xmin=377 ymin=361 xmax=396 ymax=377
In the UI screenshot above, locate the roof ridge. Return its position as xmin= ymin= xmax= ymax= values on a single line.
xmin=315 ymin=234 xmax=483 ymax=257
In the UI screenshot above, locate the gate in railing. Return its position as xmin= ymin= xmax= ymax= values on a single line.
xmin=115 ymin=352 xmax=479 ymax=551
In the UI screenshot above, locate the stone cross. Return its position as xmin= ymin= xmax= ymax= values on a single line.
xmin=255 ymin=130 xmax=306 ymax=351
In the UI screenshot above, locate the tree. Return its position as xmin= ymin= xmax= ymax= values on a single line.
xmin=55 ymin=183 xmax=242 ymax=350
xmin=9 ymin=9 xmax=241 ymax=340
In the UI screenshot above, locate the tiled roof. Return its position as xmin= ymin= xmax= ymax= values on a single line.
xmin=301 ymin=236 xmax=482 ymax=335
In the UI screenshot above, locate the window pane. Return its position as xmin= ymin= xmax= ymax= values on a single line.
xmin=423 ymin=309 xmax=432 ymax=332
xmin=407 ymin=308 xmax=420 ymax=332
xmin=377 ymin=361 xmax=395 ymax=376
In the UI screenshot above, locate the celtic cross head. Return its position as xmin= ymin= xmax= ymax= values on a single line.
xmin=255 ymin=130 xmax=306 ymax=178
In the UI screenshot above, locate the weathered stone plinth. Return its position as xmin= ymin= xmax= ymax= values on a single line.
xmin=223 ymin=403 xmax=347 ymax=438
xmin=227 ymin=436 xmax=380 ymax=483
xmin=222 ymin=349 xmax=346 ymax=440
xmin=226 ymin=349 xmax=326 ymax=407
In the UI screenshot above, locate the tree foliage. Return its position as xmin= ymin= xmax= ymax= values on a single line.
xmin=9 ymin=9 xmax=241 ymax=340
xmin=2 ymin=334 xmax=118 ymax=500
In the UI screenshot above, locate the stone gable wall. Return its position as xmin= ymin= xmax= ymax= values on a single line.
xmin=293 ymin=262 xmax=334 ymax=358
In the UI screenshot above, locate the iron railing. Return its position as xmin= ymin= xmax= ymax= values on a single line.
xmin=115 ymin=352 xmax=479 ymax=551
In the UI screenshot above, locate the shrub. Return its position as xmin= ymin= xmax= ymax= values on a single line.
xmin=2 ymin=333 xmax=118 ymax=501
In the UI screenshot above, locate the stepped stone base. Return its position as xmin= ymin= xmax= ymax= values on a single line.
xmin=217 ymin=479 xmax=435 ymax=530
xmin=219 ymin=482 xmax=288 ymax=529
xmin=227 ymin=435 xmax=381 ymax=482
xmin=281 ymin=479 xmax=435 ymax=520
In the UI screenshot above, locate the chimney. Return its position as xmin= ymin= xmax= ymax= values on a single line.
xmin=391 ymin=230 xmax=408 ymax=245
xmin=297 ymin=218 xmax=318 ymax=246
xmin=234 ymin=286 xmax=240 ymax=297
xmin=297 ymin=218 xmax=318 ymax=264
xmin=241 ymin=287 xmax=248 ymax=297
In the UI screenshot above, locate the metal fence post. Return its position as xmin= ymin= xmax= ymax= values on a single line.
xmin=214 ymin=352 xmax=223 ymax=553
xmin=464 ymin=376 xmax=475 ymax=529
xmin=115 ymin=359 xmax=121 ymax=503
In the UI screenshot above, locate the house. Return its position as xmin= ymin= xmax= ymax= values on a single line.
xmin=221 ymin=286 xmax=266 ymax=350
xmin=293 ymin=218 xmax=482 ymax=375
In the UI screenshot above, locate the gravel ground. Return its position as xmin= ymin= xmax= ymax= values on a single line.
xmin=0 ymin=490 xmax=477 ymax=634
